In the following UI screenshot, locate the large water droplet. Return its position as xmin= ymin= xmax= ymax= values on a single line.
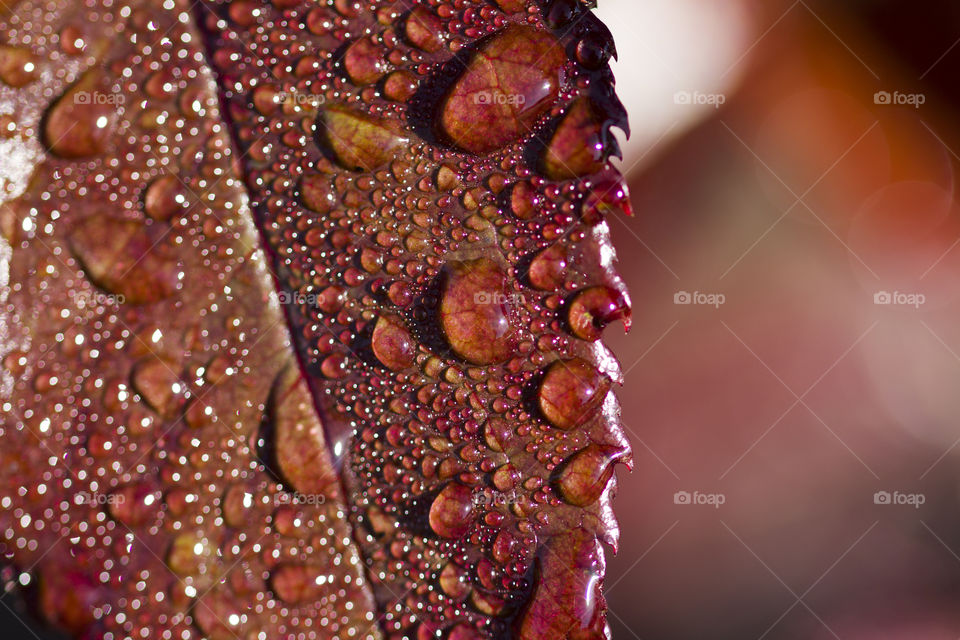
xmin=538 ymin=358 xmax=610 ymax=430
xmin=371 ymin=315 xmax=416 ymax=371
xmin=404 ymin=7 xmax=443 ymax=53
xmin=344 ymin=37 xmax=385 ymax=85
xmin=439 ymin=25 xmax=565 ymax=154
xmin=439 ymin=562 xmax=469 ymax=599
xmin=429 ymin=481 xmax=474 ymax=539
xmin=383 ymin=70 xmax=418 ymax=102
xmin=0 ymin=45 xmax=37 ymax=87
xmin=316 ymin=105 xmax=408 ymax=171
xmin=193 ymin=592 xmax=244 ymax=640
xmin=270 ymin=365 xmax=341 ymax=496
xmin=491 ymin=0 xmax=526 ymax=14
xmin=69 ymin=216 xmax=178 ymax=304
xmin=449 ymin=623 xmax=484 ymax=640
xmin=516 ymin=530 xmax=606 ymax=639
xmin=44 ymin=71 xmax=118 ymax=158
xmin=555 ymin=444 xmax=621 ymax=506
xmin=567 ymin=286 xmax=631 ymax=341
xmin=528 ymin=244 xmax=567 ymax=291
xmin=36 ymin=568 xmax=100 ymax=634
xmin=440 ymin=258 xmax=516 ymax=365
xmin=221 ymin=484 xmax=255 ymax=528
xmin=542 ymin=97 xmax=607 ymax=180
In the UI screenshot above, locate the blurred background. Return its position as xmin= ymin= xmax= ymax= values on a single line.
xmin=593 ymin=0 xmax=960 ymax=638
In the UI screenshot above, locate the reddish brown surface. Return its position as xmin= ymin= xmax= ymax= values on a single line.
xmin=438 ymin=25 xmax=565 ymax=155
xmin=0 ymin=0 xmax=632 ymax=638
xmin=439 ymin=258 xmax=517 ymax=365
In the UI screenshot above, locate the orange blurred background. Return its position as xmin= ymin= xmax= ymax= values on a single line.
xmin=598 ymin=1 xmax=960 ymax=638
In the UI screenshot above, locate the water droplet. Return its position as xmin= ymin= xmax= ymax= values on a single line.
xmin=567 ymin=286 xmax=631 ymax=341
xmin=516 ymin=530 xmax=606 ymax=638
xmin=404 ymin=7 xmax=443 ymax=53
xmin=167 ymin=532 xmax=214 ymax=577
xmin=271 ymin=365 xmax=341 ymax=493
xmin=271 ymin=564 xmax=320 ymax=604
xmin=316 ymin=105 xmax=408 ymax=171
xmin=528 ymin=244 xmax=567 ymax=291
xmin=436 ymin=164 xmax=460 ymax=191
xmin=371 ymin=315 xmax=416 ymax=371
xmin=334 ymin=0 xmax=361 ymax=17
xmin=576 ymin=32 xmax=614 ymax=70
xmin=543 ymin=97 xmax=607 ymax=180
xmin=555 ymin=444 xmax=621 ymax=506
xmin=44 ymin=71 xmax=118 ymax=158
xmin=0 ymin=45 xmax=37 ymax=87
xmin=193 ymin=592 xmax=244 ymax=640
xmin=509 ymin=183 xmax=541 ymax=221
xmin=449 ymin=623 xmax=484 ymax=640
xmin=440 ymin=258 xmax=516 ymax=365
xmin=490 ymin=0 xmax=526 ymax=13
xmin=546 ymin=0 xmax=578 ymax=28
xmin=143 ymin=174 xmax=188 ymax=222
xmin=439 ymin=25 xmax=565 ymax=154
xmin=383 ymin=70 xmax=418 ymax=102
xmin=227 ymin=0 xmax=261 ymax=27
xmin=344 ymin=37 xmax=385 ymax=85
xmin=299 ymin=173 xmax=335 ymax=214
xmin=439 ymin=562 xmax=469 ymax=599
xmin=108 ymin=482 xmax=159 ymax=526
xmin=538 ymin=358 xmax=610 ymax=430
xmin=69 ymin=216 xmax=178 ymax=303
xmin=59 ymin=26 xmax=87 ymax=56
xmin=428 ymin=482 xmax=474 ymax=539
xmin=251 ymin=83 xmax=282 ymax=116
xmin=36 ymin=568 xmax=100 ymax=634
xmin=131 ymin=356 xmax=182 ymax=418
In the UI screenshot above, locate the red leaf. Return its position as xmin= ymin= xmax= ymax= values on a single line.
xmin=0 ymin=1 xmax=632 ymax=638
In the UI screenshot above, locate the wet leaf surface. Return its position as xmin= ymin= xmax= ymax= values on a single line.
xmin=0 ymin=1 xmax=632 ymax=638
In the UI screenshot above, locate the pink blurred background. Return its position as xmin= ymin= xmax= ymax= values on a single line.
xmin=597 ymin=1 xmax=960 ymax=638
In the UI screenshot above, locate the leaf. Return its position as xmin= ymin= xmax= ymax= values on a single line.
xmin=0 ymin=1 xmax=633 ymax=639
